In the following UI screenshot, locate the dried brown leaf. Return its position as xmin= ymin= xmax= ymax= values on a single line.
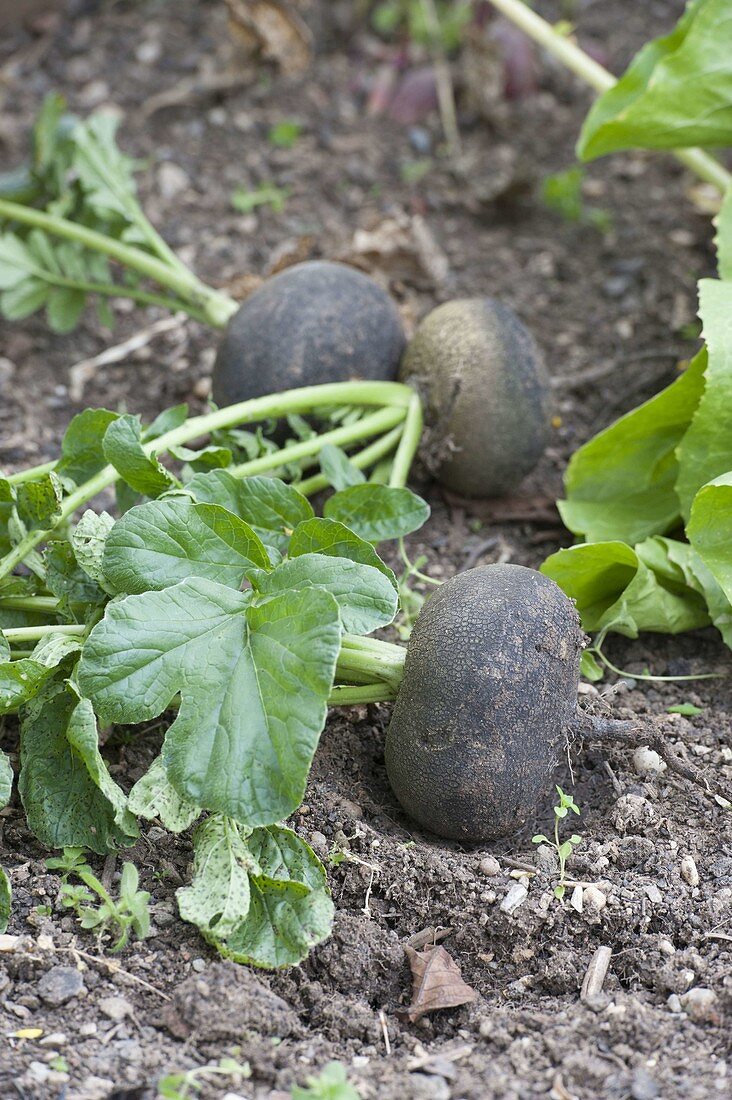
xmin=226 ymin=0 xmax=312 ymax=75
xmin=402 ymin=944 xmax=477 ymax=1023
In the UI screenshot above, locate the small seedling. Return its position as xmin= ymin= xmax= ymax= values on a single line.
xmin=291 ymin=1061 xmax=361 ymax=1100
xmin=268 ymin=120 xmax=302 ymax=148
xmin=667 ymin=702 xmax=703 ymax=716
xmin=231 ymin=183 xmax=289 ymax=214
xmin=532 ymin=786 xmax=582 ymax=900
xmin=48 ymin=849 xmax=151 ymax=952
xmin=157 ymin=1056 xmax=251 ymax=1100
xmin=541 ymin=166 xmax=612 ymax=233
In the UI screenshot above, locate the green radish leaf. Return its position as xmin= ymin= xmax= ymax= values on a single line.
xmin=45 ymin=540 xmax=107 ymax=617
xmin=290 ymin=517 xmax=397 ymax=588
xmin=667 ymin=702 xmax=703 ymax=715
xmin=144 ymin=404 xmax=189 ymax=441
xmin=0 ymin=747 xmax=12 ymax=807
xmin=580 ymin=650 xmax=604 ymax=682
xmin=102 ymin=498 xmax=270 ymax=595
xmin=578 ymin=0 xmax=732 ymax=159
xmin=1 ymin=278 xmax=49 ymax=320
xmin=541 ymin=540 xmax=711 ymax=638
xmin=103 ymin=414 xmax=178 ymax=498
xmin=0 ymin=867 xmax=10 ymax=933
xmin=558 ymin=349 xmax=706 ymax=544
xmin=47 ymin=286 xmax=86 ymax=333
xmin=0 ymin=632 xmax=80 ymax=716
xmin=319 ymin=444 xmax=366 ymax=491
xmin=177 ymin=816 xmax=257 ymax=938
xmin=78 ymin=579 xmax=341 ymax=825
xmin=210 ymin=825 xmax=333 ymax=968
xmin=186 ymin=471 xmax=314 ymax=557
xmin=71 ymin=510 xmax=115 ymax=587
xmin=635 ymin=534 xmax=732 ymax=646
xmin=324 ymin=484 xmax=430 ymax=543
xmin=71 ymin=114 xmax=141 ymax=224
xmin=168 ymin=444 xmax=232 ymax=471
xmin=250 ymin=552 xmax=398 ymax=635
xmin=57 ymin=409 xmax=119 ymax=485
xmin=15 ymin=472 xmax=64 ymax=530
xmin=19 ymin=681 xmax=138 ymax=854
xmin=0 ymin=234 xmax=38 ymax=289
xmin=128 ymin=756 xmax=200 ymax=833
xmin=676 ymin=281 xmax=732 ymax=518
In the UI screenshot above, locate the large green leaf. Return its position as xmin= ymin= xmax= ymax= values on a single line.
xmin=558 ymin=350 xmax=706 ymax=544
xmin=177 ymin=815 xmax=257 ymax=939
xmin=578 ymin=0 xmax=732 ymax=159
xmin=15 ymin=472 xmax=63 ymax=530
xmin=251 ymin=552 xmax=398 ymax=635
xmin=319 ymin=444 xmax=366 ymax=490
xmin=211 ymin=825 xmax=334 ymax=968
xmin=637 ymin=532 xmax=732 ymax=646
xmin=290 ymin=517 xmax=396 ymax=587
xmin=19 ymin=681 xmax=138 ymax=854
xmin=0 ymin=747 xmax=12 ymax=807
xmin=688 ymin=473 xmax=732 ymax=646
xmin=324 ymin=484 xmax=430 ymax=543
xmin=103 ymin=498 xmax=270 ymax=594
xmin=103 ymin=414 xmax=178 ymax=498
xmin=676 ymin=281 xmax=732 ymax=517
xmin=186 ymin=471 xmax=314 ymax=556
xmin=78 ymin=579 xmax=341 ymax=825
xmin=56 ymin=408 xmax=119 ymax=485
xmin=128 ymin=756 xmax=200 ymax=833
xmin=541 ymin=540 xmax=710 ymax=638
xmin=715 ymin=186 xmax=732 ymax=281
xmin=0 ymin=632 xmax=80 ymax=716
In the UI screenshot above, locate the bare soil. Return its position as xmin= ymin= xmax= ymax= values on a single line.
xmin=0 ymin=2 xmax=730 ymax=1098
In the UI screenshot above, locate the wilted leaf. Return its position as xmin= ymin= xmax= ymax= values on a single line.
xmin=402 ymin=944 xmax=477 ymax=1022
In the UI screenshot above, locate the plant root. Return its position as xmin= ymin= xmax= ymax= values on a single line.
xmin=575 ymin=712 xmax=731 ymax=804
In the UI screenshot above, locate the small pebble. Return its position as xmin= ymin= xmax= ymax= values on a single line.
xmin=478 ymin=856 xmax=500 ymax=877
xmin=98 ymin=995 xmax=133 ymax=1022
xmin=37 ymin=966 xmax=84 ymax=1007
xmin=79 ymin=1022 xmax=97 ymax=1037
xmin=630 ymin=1067 xmax=660 ymax=1100
xmin=500 ymin=882 xmax=528 ymax=915
xmin=191 ymin=957 xmax=206 ymax=973
xmin=309 ymin=831 xmax=328 ymax=856
xmin=570 ymin=884 xmax=583 ymax=912
xmin=158 ymin=161 xmax=190 ymax=199
xmin=680 ymin=855 xmax=700 ymax=887
xmin=681 ymin=987 xmax=718 ymax=1023
xmin=534 ymin=844 xmax=558 ymax=874
xmin=658 ymin=939 xmax=676 ymax=956
xmin=39 ymin=1032 xmax=67 ymax=1046
xmin=667 ymin=993 xmax=682 ymax=1013
xmin=136 ymin=39 xmax=162 ymax=64
xmin=633 ymin=747 xmax=666 ymax=777
xmin=583 ymin=885 xmax=607 ymax=911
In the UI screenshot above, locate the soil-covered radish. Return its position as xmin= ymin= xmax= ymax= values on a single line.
xmin=212 ymin=261 xmax=406 ymax=407
xmin=399 ymin=298 xmax=551 ymax=498
xmin=385 ymin=563 xmax=584 ymax=842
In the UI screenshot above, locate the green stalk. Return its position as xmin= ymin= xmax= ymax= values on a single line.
xmin=0 ymin=381 xmax=417 ymax=579
xmin=296 ymin=423 xmax=405 ymax=497
xmin=336 ymin=634 xmax=406 ymax=690
xmin=329 ymin=683 xmax=398 ymax=705
xmin=3 ymin=624 xmax=85 ymax=643
xmin=389 ymin=389 xmax=423 ymax=488
xmin=0 ymin=596 xmax=61 ymax=614
xmin=488 ymin=0 xmax=732 ymax=194
xmin=0 ymin=198 xmax=238 ymax=327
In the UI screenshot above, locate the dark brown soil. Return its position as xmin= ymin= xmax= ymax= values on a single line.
xmin=1 ymin=2 xmax=730 ymax=1099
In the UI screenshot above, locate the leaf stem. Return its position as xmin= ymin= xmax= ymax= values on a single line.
xmin=0 ymin=198 xmax=238 ymax=327
xmin=389 ymin=389 xmax=424 ymax=488
xmin=296 ymin=423 xmax=405 ymax=497
xmin=329 ymin=683 xmax=398 ymax=705
xmin=488 ymin=0 xmax=732 ymax=193
xmin=0 ymin=595 xmax=61 ymax=614
xmin=0 ymin=382 xmax=418 ymax=579
xmin=2 ymin=623 xmax=86 ymax=643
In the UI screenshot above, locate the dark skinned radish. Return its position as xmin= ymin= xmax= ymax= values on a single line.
xmin=399 ymin=298 xmax=551 ymax=498
xmin=385 ymin=564 xmax=585 ymax=842
xmin=212 ymin=261 xmax=406 ymax=408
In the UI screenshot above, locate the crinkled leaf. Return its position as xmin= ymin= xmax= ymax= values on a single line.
xmin=0 ymin=868 xmax=10 ymax=934
xmin=56 ymin=409 xmax=119 ymax=485
xmin=290 ymin=517 xmax=397 ymax=588
xmin=211 ymin=825 xmax=333 ymax=968
xmin=128 ymin=756 xmax=200 ymax=833
xmin=676 ymin=281 xmax=732 ymax=518
xmin=71 ymin=510 xmax=115 ymax=587
xmin=251 ymin=553 xmax=398 ymax=635
xmin=19 ymin=681 xmax=138 ymax=854
xmin=169 ymin=444 xmax=232 ymax=471
xmin=558 ymin=350 xmax=706 ymax=543
xmin=177 ymin=816 xmax=257 ymax=938
xmin=78 ymin=579 xmax=341 ymax=825
xmin=103 ymin=498 xmax=270 ymax=595
xmin=635 ymin=534 xmax=732 ymax=646
xmin=319 ymin=444 xmax=366 ymax=490
xmin=15 ymin=472 xmax=63 ymax=531
xmin=541 ymin=540 xmax=710 ymax=638
xmin=187 ymin=471 xmax=314 ymax=556
xmin=578 ymin=0 xmax=732 ymax=159
xmin=0 ymin=632 xmax=80 ymax=716
xmin=103 ymin=414 xmax=178 ymax=497
xmin=324 ymin=484 xmax=430 ymax=543
xmin=45 ymin=540 xmax=107 ymax=617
